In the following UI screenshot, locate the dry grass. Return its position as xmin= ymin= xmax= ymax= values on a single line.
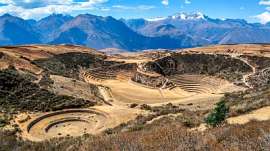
xmin=224 ymin=86 xmax=270 ymax=117
xmin=227 ymin=106 xmax=270 ymax=124
xmin=1 ymin=120 xmax=270 ymax=151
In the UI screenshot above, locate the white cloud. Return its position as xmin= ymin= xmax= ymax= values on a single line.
xmin=259 ymin=0 xmax=270 ymax=6
xmin=256 ymin=0 xmax=270 ymax=24
xmin=0 ymin=0 xmax=13 ymax=4
xmin=161 ymin=0 xmax=190 ymax=5
xmin=161 ymin=0 xmax=169 ymax=6
xmin=255 ymin=11 xmax=270 ymax=24
xmin=0 ymin=0 xmax=108 ymax=19
xmin=184 ymin=0 xmax=191 ymax=4
xmin=112 ymin=5 xmax=155 ymax=10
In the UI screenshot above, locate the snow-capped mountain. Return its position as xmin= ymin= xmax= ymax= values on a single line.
xmin=123 ymin=12 xmax=270 ymax=46
xmin=146 ymin=12 xmax=205 ymax=22
xmin=0 ymin=12 xmax=270 ymax=51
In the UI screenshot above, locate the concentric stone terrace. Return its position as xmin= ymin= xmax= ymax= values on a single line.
xmin=168 ymin=75 xmax=229 ymax=94
xmin=26 ymin=109 xmax=108 ymax=141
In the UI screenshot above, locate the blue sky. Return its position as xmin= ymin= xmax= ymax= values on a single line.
xmin=0 ymin=0 xmax=270 ymax=23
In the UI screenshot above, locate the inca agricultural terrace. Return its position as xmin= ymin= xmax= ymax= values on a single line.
xmin=1 ymin=44 xmax=270 ymax=142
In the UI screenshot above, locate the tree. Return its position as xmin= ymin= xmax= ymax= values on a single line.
xmin=205 ymin=100 xmax=229 ymax=127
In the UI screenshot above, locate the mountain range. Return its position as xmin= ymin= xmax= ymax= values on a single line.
xmin=1 ymin=12 xmax=270 ymax=51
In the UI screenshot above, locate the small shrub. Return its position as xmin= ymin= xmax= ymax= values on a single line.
xmin=130 ymin=103 xmax=138 ymax=108
xmin=104 ymin=128 xmax=114 ymax=135
xmin=182 ymin=118 xmax=195 ymax=128
xmin=140 ymin=104 xmax=152 ymax=111
xmin=39 ymin=72 xmax=54 ymax=89
xmin=205 ymin=100 xmax=229 ymax=127
xmin=0 ymin=115 xmax=9 ymax=127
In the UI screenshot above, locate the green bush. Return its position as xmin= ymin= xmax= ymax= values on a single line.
xmin=205 ymin=100 xmax=229 ymax=127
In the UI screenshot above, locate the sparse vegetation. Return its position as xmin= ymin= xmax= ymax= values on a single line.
xmin=1 ymin=120 xmax=270 ymax=151
xmin=110 ymin=104 xmax=204 ymax=134
xmin=0 ymin=115 xmax=9 ymax=127
xmin=223 ymin=86 xmax=270 ymax=117
xmin=240 ymin=55 xmax=270 ymax=70
xmin=32 ymin=52 xmax=106 ymax=79
xmin=38 ymin=72 xmax=54 ymax=89
xmin=0 ymin=68 xmax=96 ymax=113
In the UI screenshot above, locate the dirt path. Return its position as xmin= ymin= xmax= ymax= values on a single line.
xmin=231 ymin=55 xmax=256 ymax=88
xmin=161 ymin=78 xmax=169 ymax=89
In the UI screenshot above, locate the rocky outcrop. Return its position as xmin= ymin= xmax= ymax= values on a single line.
xmin=247 ymin=68 xmax=270 ymax=88
xmin=131 ymin=72 xmax=167 ymax=88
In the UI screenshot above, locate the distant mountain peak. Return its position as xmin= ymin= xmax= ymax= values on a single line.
xmin=0 ymin=13 xmax=19 ymax=20
xmin=170 ymin=12 xmax=206 ymax=20
xmin=1 ymin=13 xmax=13 ymax=17
xmin=40 ymin=13 xmax=73 ymax=21
xmin=50 ymin=13 xmax=71 ymax=18
xmin=76 ymin=14 xmax=101 ymax=19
